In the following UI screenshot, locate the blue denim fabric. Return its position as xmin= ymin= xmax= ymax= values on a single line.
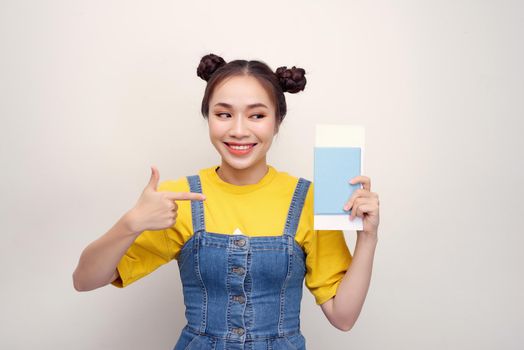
xmin=173 ymin=174 xmax=311 ymax=350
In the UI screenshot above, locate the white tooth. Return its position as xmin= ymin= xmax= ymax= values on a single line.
xmin=230 ymin=144 xmax=252 ymax=150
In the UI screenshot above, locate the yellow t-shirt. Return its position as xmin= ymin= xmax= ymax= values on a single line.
xmin=112 ymin=165 xmax=352 ymax=305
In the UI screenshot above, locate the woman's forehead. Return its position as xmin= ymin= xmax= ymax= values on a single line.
xmin=210 ymin=75 xmax=273 ymax=107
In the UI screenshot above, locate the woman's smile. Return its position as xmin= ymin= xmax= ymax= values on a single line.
xmin=223 ymin=142 xmax=258 ymax=155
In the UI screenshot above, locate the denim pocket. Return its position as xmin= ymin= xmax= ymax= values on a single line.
xmin=173 ymin=327 xmax=216 ymax=350
xmin=270 ymin=333 xmax=306 ymax=350
xmin=285 ymin=333 xmax=306 ymax=350
xmin=183 ymin=334 xmax=215 ymax=350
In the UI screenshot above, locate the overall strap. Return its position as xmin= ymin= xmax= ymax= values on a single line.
xmin=282 ymin=177 xmax=311 ymax=238
xmin=186 ymin=175 xmax=206 ymax=234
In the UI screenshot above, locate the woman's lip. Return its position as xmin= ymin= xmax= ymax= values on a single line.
xmin=224 ymin=142 xmax=257 ymax=146
xmin=223 ymin=142 xmax=257 ymax=155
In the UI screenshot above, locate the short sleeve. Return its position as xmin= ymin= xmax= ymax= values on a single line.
xmin=111 ymin=228 xmax=173 ymax=288
xmin=111 ymin=179 xmax=189 ymax=288
xmin=304 ymin=229 xmax=352 ymax=305
xmin=299 ymin=182 xmax=353 ymax=305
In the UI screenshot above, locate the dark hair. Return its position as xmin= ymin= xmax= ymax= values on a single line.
xmin=196 ymin=53 xmax=306 ymax=131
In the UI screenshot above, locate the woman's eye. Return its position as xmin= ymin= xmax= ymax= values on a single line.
xmin=216 ymin=113 xmax=230 ymax=118
xmin=252 ymin=114 xmax=265 ymax=119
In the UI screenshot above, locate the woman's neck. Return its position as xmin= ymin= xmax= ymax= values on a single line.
xmin=216 ymin=159 xmax=269 ymax=186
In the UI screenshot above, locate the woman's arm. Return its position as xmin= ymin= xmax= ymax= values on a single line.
xmin=72 ymin=166 xmax=206 ymax=292
xmin=72 ymin=211 xmax=142 ymax=291
xmin=320 ymin=175 xmax=380 ymax=331
xmin=320 ymin=232 xmax=378 ymax=331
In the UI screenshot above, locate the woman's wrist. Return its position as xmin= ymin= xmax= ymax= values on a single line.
xmin=118 ymin=209 xmax=143 ymax=237
xmin=356 ymin=230 xmax=378 ymax=245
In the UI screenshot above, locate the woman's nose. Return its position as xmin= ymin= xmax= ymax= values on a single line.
xmin=229 ymin=115 xmax=250 ymax=137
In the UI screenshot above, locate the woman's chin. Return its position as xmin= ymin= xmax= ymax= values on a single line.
xmin=221 ymin=159 xmax=254 ymax=171
xmin=220 ymin=154 xmax=264 ymax=171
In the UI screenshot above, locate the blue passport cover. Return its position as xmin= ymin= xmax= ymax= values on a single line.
xmin=314 ymin=147 xmax=362 ymax=215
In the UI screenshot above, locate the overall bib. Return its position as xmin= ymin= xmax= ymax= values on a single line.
xmin=173 ymin=174 xmax=311 ymax=350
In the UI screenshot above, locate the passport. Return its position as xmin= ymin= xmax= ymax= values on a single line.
xmin=314 ymin=147 xmax=361 ymax=215
xmin=313 ymin=124 xmax=365 ymax=231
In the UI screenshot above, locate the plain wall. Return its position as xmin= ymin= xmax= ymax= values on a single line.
xmin=1 ymin=0 xmax=523 ymax=349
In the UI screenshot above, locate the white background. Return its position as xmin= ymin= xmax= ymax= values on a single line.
xmin=1 ymin=0 xmax=523 ymax=349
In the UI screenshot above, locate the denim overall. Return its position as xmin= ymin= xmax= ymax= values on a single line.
xmin=173 ymin=174 xmax=311 ymax=350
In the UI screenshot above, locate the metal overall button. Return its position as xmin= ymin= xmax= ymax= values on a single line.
xmin=234 ymin=238 xmax=246 ymax=247
xmin=232 ymin=327 xmax=245 ymax=336
xmin=233 ymin=295 xmax=245 ymax=304
xmin=232 ymin=266 xmax=245 ymax=275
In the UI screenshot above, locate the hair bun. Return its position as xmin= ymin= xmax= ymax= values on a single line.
xmin=197 ymin=54 xmax=226 ymax=81
xmin=275 ymin=66 xmax=306 ymax=93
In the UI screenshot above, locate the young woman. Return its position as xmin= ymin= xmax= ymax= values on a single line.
xmin=73 ymin=53 xmax=380 ymax=350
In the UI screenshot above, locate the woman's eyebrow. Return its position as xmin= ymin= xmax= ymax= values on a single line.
xmin=213 ymin=102 xmax=268 ymax=109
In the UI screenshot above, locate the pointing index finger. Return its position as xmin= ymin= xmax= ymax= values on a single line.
xmin=164 ymin=192 xmax=207 ymax=201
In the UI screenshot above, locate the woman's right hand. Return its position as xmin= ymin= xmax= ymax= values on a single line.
xmin=125 ymin=166 xmax=206 ymax=234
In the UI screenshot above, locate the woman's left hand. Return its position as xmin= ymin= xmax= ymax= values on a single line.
xmin=343 ymin=176 xmax=380 ymax=238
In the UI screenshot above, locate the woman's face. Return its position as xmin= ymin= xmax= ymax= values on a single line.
xmin=208 ymin=75 xmax=278 ymax=172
